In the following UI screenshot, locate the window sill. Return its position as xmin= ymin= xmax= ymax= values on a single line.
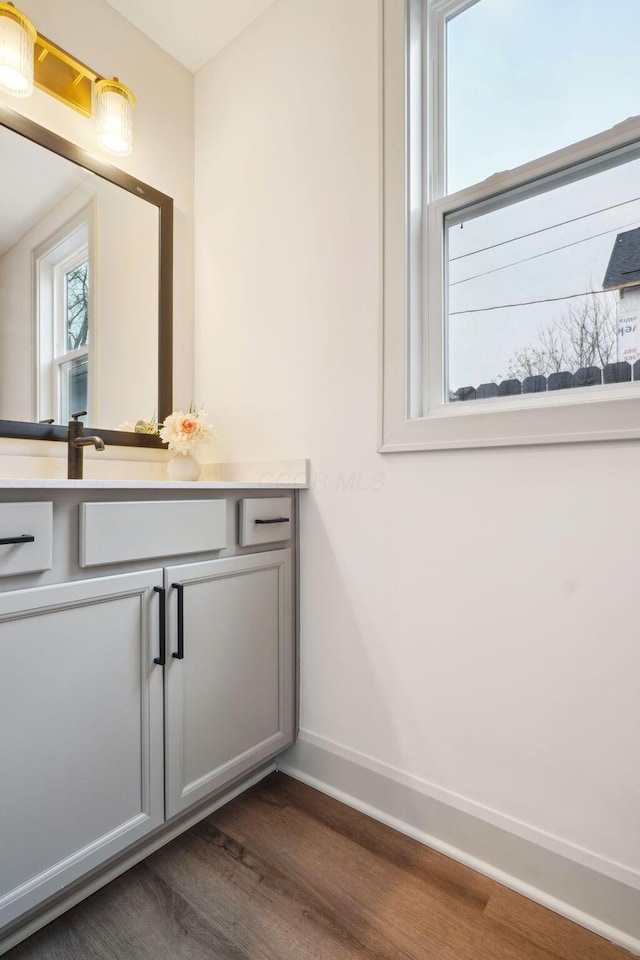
xmin=379 ymin=393 xmax=640 ymax=452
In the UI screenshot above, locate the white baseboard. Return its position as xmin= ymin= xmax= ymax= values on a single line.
xmin=277 ymin=731 xmax=640 ymax=957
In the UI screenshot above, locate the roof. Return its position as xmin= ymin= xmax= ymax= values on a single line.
xmin=603 ymin=226 xmax=640 ymax=290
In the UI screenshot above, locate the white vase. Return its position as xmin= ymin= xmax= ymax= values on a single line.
xmin=167 ymin=451 xmax=201 ymax=481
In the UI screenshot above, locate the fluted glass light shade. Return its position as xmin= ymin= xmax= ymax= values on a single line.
xmin=0 ymin=1 xmax=36 ymax=97
xmin=95 ymin=77 xmax=135 ymax=156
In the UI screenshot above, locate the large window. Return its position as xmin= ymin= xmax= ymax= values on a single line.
xmin=35 ymin=209 xmax=93 ymax=425
xmin=381 ymin=0 xmax=640 ymax=450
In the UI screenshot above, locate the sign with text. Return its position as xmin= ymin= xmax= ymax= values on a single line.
xmin=616 ymin=289 xmax=640 ymax=365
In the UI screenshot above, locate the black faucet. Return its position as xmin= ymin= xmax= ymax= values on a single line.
xmin=67 ymin=412 xmax=105 ymax=480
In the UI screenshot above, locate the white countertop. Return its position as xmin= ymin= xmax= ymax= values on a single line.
xmin=0 ymin=457 xmax=310 ymax=490
xmin=0 ymin=477 xmax=307 ymax=490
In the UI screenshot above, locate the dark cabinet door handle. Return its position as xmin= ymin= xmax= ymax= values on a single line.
xmin=0 ymin=535 xmax=35 ymax=545
xmin=172 ymin=582 xmax=184 ymax=659
xmin=153 ymin=587 xmax=166 ymax=666
xmin=255 ymin=518 xmax=290 ymax=525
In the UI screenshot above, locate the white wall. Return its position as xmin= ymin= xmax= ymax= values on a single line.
xmin=94 ymin=179 xmax=159 ymax=427
xmin=0 ymin=222 xmax=35 ymax=420
xmin=195 ymin=0 xmax=640 ymax=895
xmin=0 ymin=0 xmax=194 ymax=415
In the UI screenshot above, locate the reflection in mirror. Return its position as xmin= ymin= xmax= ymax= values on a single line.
xmin=0 ymin=122 xmax=159 ymax=431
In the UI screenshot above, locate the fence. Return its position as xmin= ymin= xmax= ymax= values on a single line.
xmin=450 ymin=361 xmax=640 ymax=402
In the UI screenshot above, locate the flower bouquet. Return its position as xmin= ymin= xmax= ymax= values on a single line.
xmin=159 ymin=408 xmax=214 ymax=481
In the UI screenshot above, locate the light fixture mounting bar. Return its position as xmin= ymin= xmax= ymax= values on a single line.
xmin=33 ymin=34 xmax=99 ymax=118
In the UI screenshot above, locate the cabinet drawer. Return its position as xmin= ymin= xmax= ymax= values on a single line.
xmin=239 ymin=497 xmax=292 ymax=547
xmin=0 ymin=502 xmax=53 ymax=578
xmin=80 ymin=500 xmax=227 ymax=566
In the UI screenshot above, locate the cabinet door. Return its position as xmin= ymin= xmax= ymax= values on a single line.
xmin=165 ymin=549 xmax=294 ymax=818
xmin=0 ymin=571 xmax=164 ymax=930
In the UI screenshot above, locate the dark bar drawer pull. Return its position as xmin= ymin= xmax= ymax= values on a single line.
xmin=0 ymin=535 xmax=35 ymax=545
xmin=153 ymin=587 xmax=166 ymax=666
xmin=255 ymin=518 xmax=290 ymax=525
xmin=172 ymin=582 xmax=185 ymax=660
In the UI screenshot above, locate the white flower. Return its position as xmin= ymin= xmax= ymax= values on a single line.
xmin=159 ymin=410 xmax=214 ymax=454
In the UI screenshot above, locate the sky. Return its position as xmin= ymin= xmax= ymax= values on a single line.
xmin=445 ymin=0 xmax=640 ymax=392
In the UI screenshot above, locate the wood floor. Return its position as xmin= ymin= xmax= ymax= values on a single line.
xmin=6 ymin=772 xmax=634 ymax=960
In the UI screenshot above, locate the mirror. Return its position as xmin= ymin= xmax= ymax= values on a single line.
xmin=0 ymin=106 xmax=172 ymax=448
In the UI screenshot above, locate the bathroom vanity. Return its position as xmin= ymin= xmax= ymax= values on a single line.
xmin=0 ymin=479 xmax=301 ymax=953
xmin=0 ymin=83 xmax=306 ymax=956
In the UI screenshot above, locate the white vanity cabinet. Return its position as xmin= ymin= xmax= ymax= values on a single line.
xmin=0 ymin=488 xmax=298 ymax=950
xmin=0 ymin=570 xmax=165 ymax=929
xmin=164 ymin=550 xmax=293 ymax=817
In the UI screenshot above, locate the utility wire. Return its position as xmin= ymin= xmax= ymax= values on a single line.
xmin=450 ymin=193 xmax=640 ymax=261
xmin=450 ymin=216 xmax=640 ymax=286
xmin=449 ymin=288 xmax=614 ymax=316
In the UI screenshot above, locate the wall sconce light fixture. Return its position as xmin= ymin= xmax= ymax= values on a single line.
xmin=95 ymin=78 xmax=135 ymax=157
xmin=0 ymin=1 xmax=135 ymax=156
xmin=0 ymin=1 xmax=36 ymax=97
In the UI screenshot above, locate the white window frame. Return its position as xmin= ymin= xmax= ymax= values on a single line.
xmin=380 ymin=0 xmax=640 ymax=451
xmin=33 ymin=205 xmax=95 ymax=424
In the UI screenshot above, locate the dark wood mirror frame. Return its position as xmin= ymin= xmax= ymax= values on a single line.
xmin=0 ymin=104 xmax=172 ymax=448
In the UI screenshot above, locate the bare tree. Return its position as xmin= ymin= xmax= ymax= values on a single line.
xmin=65 ymin=262 xmax=89 ymax=351
xmin=507 ymin=290 xmax=617 ymax=381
